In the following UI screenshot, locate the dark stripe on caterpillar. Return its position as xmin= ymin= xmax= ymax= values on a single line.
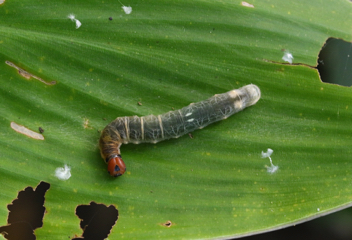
xmin=99 ymin=84 xmax=261 ymax=177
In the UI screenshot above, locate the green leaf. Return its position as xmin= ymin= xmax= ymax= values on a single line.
xmin=1 ymin=0 xmax=352 ymax=239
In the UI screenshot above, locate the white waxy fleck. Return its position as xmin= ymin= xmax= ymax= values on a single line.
xmin=261 ymin=148 xmax=278 ymax=174
xmin=10 ymin=122 xmax=44 ymax=140
xmin=67 ymin=14 xmax=82 ymax=29
xmin=185 ymin=112 xmax=192 ymax=117
xmin=122 ymin=6 xmax=132 ymax=14
xmin=282 ymin=50 xmax=294 ymax=64
xmin=261 ymin=148 xmax=273 ymax=158
xmin=67 ymin=14 xmax=75 ymax=20
xmin=75 ymin=19 xmax=82 ymax=29
xmin=55 ymin=164 xmax=71 ymax=180
xmin=186 ymin=118 xmax=194 ymax=122
xmin=266 ymin=163 xmax=279 ymax=174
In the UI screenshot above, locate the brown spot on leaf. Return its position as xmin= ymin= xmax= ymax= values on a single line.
xmin=5 ymin=61 xmax=56 ymax=85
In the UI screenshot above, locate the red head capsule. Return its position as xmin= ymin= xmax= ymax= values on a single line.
xmin=107 ymin=156 xmax=126 ymax=177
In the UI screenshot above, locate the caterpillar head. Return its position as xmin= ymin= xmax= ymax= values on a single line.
xmin=107 ymin=155 xmax=126 ymax=177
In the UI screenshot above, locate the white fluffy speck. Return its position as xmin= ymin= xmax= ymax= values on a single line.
xmin=67 ymin=14 xmax=82 ymax=29
xmin=122 ymin=6 xmax=132 ymax=14
xmin=75 ymin=19 xmax=82 ymax=29
xmin=261 ymin=148 xmax=279 ymax=174
xmin=261 ymin=148 xmax=273 ymax=158
xmin=67 ymin=14 xmax=75 ymax=20
xmin=266 ymin=163 xmax=279 ymax=174
xmin=282 ymin=50 xmax=294 ymax=64
xmin=55 ymin=164 xmax=71 ymax=180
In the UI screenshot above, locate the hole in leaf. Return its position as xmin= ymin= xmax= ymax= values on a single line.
xmin=72 ymin=202 xmax=118 ymax=240
xmin=317 ymin=37 xmax=352 ymax=87
xmin=0 ymin=181 xmax=50 ymax=240
xmin=162 ymin=220 xmax=173 ymax=227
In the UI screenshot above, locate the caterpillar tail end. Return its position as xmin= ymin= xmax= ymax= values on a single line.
xmin=241 ymin=84 xmax=261 ymax=106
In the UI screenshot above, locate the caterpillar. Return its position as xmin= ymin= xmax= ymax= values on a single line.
xmin=99 ymin=84 xmax=261 ymax=177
